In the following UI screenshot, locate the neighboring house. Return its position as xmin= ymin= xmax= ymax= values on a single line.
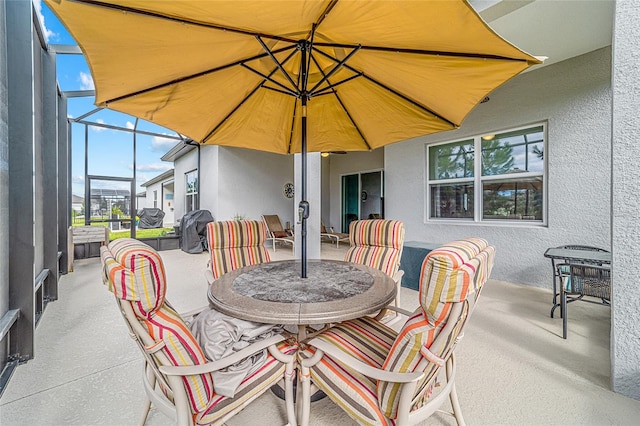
xmin=140 ymin=169 xmax=175 ymax=227
xmin=162 ymin=142 xmax=296 ymax=228
xmin=135 ymin=191 xmax=146 ymax=210
xmin=71 ymin=194 xmax=83 ymax=214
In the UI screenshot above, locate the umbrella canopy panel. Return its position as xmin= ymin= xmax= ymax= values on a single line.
xmin=45 ymin=0 xmax=541 ymax=154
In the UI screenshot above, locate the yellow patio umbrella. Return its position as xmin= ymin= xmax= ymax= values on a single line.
xmin=46 ymin=0 xmax=542 ymax=276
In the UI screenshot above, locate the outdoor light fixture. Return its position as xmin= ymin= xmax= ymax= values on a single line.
xmin=482 ymin=134 xmax=495 ymax=141
xmin=321 ymin=152 xmax=330 ymax=157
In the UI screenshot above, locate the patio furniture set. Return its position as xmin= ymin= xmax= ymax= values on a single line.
xmin=100 ymin=218 xmax=496 ymax=425
xmin=544 ymin=245 xmax=612 ymax=339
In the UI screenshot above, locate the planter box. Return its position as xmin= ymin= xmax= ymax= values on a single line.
xmin=138 ymin=235 xmax=180 ymax=251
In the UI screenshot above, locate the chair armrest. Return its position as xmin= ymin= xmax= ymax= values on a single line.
xmin=383 ymin=305 xmax=414 ymax=318
xmin=304 ymin=338 xmax=424 ymax=384
xmin=204 ymin=259 xmax=215 ymax=285
xmin=393 ymin=270 xmax=404 ymax=285
xmin=159 ymin=334 xmax=290 ymax=376
xmin=179 ymin=306 xmax=210 ymax=320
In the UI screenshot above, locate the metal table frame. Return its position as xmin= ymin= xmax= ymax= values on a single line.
xmin=543 ymin=246 xmax=611 ymax=319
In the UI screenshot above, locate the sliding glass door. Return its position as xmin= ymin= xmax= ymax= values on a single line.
xmin=341 ymin=170 xmax=384 ymax=232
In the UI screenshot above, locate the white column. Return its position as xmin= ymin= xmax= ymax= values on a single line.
xmin=294 ymin=152 xmax=321 ymax=260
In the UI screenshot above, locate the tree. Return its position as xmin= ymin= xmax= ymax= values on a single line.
xmin=481 ymin=139 xmax=514 ymax=176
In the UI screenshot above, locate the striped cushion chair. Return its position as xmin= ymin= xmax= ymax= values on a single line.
xmin=300 ymin=238 xmax=495 ymax=426
xmin=344 ymin=219 xmax=406 ymax=308
xmin=100 ymin=238 xmax=296 ymax=426
xmin=205 ymin=220 xmax=271 ymax=283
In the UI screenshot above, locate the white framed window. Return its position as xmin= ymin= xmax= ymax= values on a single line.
xmin=153 ymin=190 xmax=158 ymax=208
xmin=426 ymin=123 xmax=546 ymax=224
xmin=185 ymin=170 xmax=199 ymax=212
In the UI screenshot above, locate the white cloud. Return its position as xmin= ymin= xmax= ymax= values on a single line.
xmin=72 ymin=175 xmax=85 ymax=184
xmin=126 ymin=121 xmax=135 ymax=130
xmin=34 ymin=0 xmax=56 ymax=42
xmin=79 ymin=71 xmax=95 ymax=90
xmin=133 ymin=163 xmax=172 ymax=173
xmin=90 ymin=118 xmax=107 ymax=132
xmin=151 ymin=135 xmax=180 ymax=153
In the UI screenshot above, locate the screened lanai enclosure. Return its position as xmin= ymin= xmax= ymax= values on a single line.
xmin=0 ymin=1 xmax=185 ymax=395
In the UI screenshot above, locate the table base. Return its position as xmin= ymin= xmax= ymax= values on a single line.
xmin=270 ymin=381 xmax=326 ymax=402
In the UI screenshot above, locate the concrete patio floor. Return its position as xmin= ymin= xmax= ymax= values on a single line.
xmin=1 ymin=242 xmax=639 ymax=425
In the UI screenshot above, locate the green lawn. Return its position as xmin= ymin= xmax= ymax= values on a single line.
xmin=71 ymin=218 xmax=173 ymax=241
xmin=110 ymin=228 xmax=174 ymax=241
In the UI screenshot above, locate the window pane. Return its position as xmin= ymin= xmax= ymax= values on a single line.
xmin=428 ymin=140 xmax=474 ymax=180
xmin=186 ymin=170 xmax=198 ymax=194
xmin=482 ymin=178 xmax=543 ymax=220
xmin=430 ymin=183 xmax=474 ymax=219
xmin=482 ymin=126 xmax=544 ymax=176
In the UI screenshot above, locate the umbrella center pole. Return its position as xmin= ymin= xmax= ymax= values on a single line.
xmin=300 ymin=41 xmax=310 ymax=279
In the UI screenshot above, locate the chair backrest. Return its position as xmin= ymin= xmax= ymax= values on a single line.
xmin=568 ymin=264 xmax=611 ymax=300
xmin=377 ymin=238 xmax=495 ymax=419
xmin=344 ymin=219 xmax=405 ymax=278
xmin=262 ymin=214 xmax=290 ymax=237
xmin=100 ymin=238 xmax=214 ymax=415
xmin=206 ymin=220 xmax=271 ymax=280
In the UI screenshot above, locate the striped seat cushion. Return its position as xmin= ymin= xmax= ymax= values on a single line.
xmin=301 ymin=317 xmax=397 ymax=426
xmin=101 ymin=237 xmax=167 ymax=317
xmin=101 ymin=239 xmax=216 ymax=413
xmin=197 ymin=341 xmax=297 ymax=425
xmin=419 ymin=238 xmax=493 ymax=322
xmin=377 ymin=238 xmax=496 ymax=419
xmin=344 ymin=219 xmax=405 ymax=277
xmin=207 ymin=220 xmax=271 ymax=280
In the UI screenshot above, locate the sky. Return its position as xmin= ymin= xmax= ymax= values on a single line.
xmin=37 ymin=0 xmax=180 ymax=197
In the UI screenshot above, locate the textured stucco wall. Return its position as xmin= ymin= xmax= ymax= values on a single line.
xmin=0 ymin=0 xmax=10 ymax=358
xmin=173 ymin=148 xmax=199 ymax=221
xmin=327 ymin=149 xmax=384 ymax=232
xmin=611 ymin=0 xmax=640 ymax=400
xmin=386 ymin=47 xmax=612 ymax=288
xmin=217 ymin=147 xmax=294 ymax=224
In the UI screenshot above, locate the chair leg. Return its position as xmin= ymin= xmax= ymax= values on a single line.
xmin=139 ymin=367 xmax=155 ymax=426
xmin=446 ymin=355 xmax=465 ymax=426
xmin=139 ymin=398 xmax=152 ymax=426
xmin=283 ymin=361 xmax=296 ymax=426
xmin=561 ymin=290 xmax=568 ymax=339
xmin=299 ymin=366 xmax=311 ymax=426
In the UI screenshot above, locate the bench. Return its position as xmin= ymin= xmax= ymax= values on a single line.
xmin=68 ymin=226 xmax=109 ymax=272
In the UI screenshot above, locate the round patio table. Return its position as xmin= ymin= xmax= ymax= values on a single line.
xmin=207 ymin=259 xmax=396 ymax=341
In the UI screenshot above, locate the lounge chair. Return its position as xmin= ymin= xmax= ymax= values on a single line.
xmin=320 ymin=222 xmax=349 ymax=248
xmin=262 ymin=214 xmax=294 ymax=253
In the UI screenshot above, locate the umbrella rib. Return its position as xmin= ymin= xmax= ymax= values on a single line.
xmin=102 ymin=45 xmax=296 ymax=105
xmin=310 ymin=55 xmax=371 ymax=150
xmin=311 ymin=0 xmax=340 ymax=35
xmin=313 ymin=48 xmax=458 ymax=128
xmin=201 ymin=49 xmax=299 ymax=144
xmin=287 ymin=69 xmax=305 ymax=154
xmin=310 ymin=73 xmax=362 ymax=98
xmin=331 ymin=91 xmax=371 ymax=151
xmin=313 ymin=42 xmax=536 ymax=64
xmin=70 ymin=0 xmax=301 ymax=44
xmin=256 ymin=36 xmax=299 ymax=92
xmin=241 ymin=63 xmax=299 ymax=97
xmin=201 ymin=85 xmax=261 ymax=144
xmin=308 ymin=45 xmax=361 ymax=94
